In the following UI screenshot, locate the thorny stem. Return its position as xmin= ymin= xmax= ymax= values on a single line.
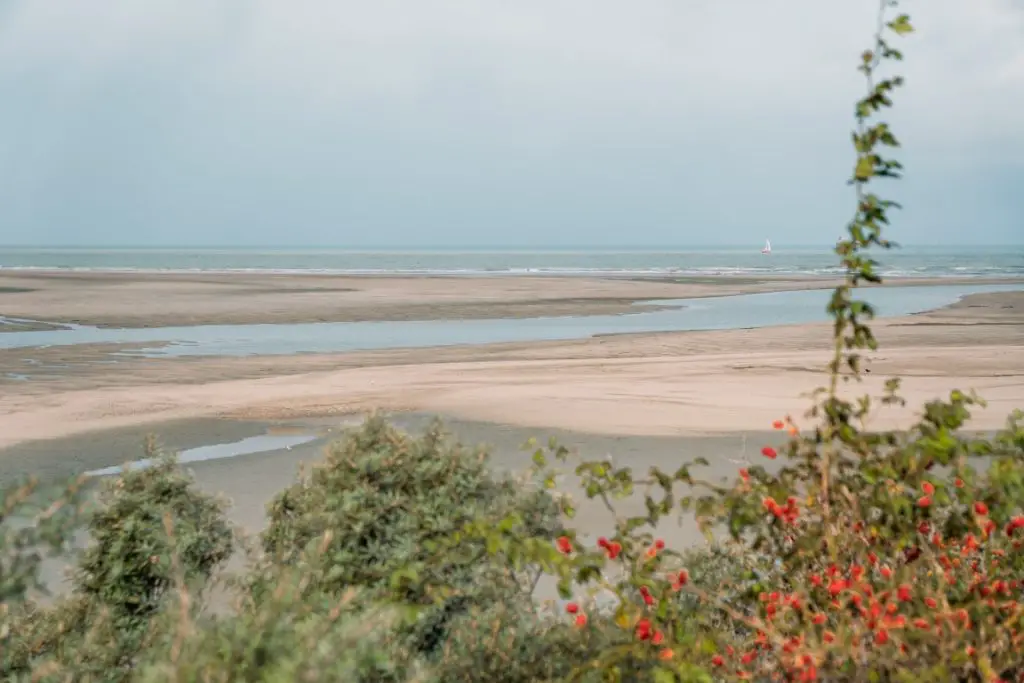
xmin=822 ymin=0 xmax=900 ymax=548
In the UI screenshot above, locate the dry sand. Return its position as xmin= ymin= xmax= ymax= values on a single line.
xmin=0 ymin=276 xmax=1022 ymax=451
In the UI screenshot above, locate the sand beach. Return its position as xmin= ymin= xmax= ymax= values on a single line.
xmin=1 ymin=271 xmax=1022 ymax=597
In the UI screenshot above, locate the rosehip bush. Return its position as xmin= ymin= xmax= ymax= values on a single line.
xmin=455 ymin=2 xmax=1024 ymax=681
xmin=2 ymin=2 xmax=1022 ymax=682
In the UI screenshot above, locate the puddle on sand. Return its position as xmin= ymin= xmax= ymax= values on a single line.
xmin=84 ymin=433 xmax=319 ymax=477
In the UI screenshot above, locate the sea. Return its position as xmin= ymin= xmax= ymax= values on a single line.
xmin=1 ymin=245 xmax=1022 ymax=278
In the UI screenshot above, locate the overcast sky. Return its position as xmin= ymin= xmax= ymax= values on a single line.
xmin=1 ymin=0 xmax=1021 ymax=247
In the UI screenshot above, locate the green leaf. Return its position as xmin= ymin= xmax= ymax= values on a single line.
xmin=888 ymin=14 xmax=914 ymax=35
xmin=854 ymin=156 xmax=874 ymax=181
xmin=653 ymin=669 xmax=677 ymax=683
xmin=532 ymin=449 xmax=547 ymax=467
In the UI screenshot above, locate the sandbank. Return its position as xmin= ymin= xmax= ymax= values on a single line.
xmin=0 ymin=270 xmax=814 ymax=329
xmin=2 ymin=270 xmax=1021 ymax=329
xmin=0 ymin=290 xmax=1020 ymax=451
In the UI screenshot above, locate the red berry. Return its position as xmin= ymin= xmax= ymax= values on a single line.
xmin=635 ymin=618 xmax=653 ymax=640
xmin=761 ymin=446 xmax=778 ymax=459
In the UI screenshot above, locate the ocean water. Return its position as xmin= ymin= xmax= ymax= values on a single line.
xmin=4 ymin=283 xmax=1020 ymax=358
xmin=1 ymin=245 xmax=1022 ymax=278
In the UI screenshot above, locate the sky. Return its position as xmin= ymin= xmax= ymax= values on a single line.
xmin=0 ymin=0 xmax=1022 ymax=248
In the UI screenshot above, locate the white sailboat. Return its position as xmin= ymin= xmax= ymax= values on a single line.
xmin=761 ymin=239 xmax=772 ymax=255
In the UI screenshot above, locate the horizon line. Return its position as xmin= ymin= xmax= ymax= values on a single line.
xmin=2 ymin=243 xmax=1022 ymax=251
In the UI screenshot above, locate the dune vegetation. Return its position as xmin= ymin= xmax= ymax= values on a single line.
xmin=3 ymin=2 xmax=1023 ymax=681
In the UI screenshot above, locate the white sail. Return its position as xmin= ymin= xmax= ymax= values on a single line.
xmin=761 ymin=239 xmax=771 ymax=254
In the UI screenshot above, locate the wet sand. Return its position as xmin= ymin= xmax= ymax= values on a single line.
xmin=0 ymin=270 xmax=825 ymax=329
xmin=3 ymin=270 xmax=1021 ymax=330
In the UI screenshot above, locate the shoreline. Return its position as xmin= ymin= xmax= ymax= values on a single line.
xmin=3 ymin=270 xmax=1023 ymax=330
xmin=0 ymin=291 xmax=1020 ymax=451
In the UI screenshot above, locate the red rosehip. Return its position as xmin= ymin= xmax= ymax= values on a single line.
xmin=556 ymin=536 xmax=572 ymax=554
xmin=635 ymin=618 xmax=653 ymax=640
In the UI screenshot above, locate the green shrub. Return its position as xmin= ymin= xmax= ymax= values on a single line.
xmin=4 ymin=450 xmax=233 ymax=681
xmin=0 ymin=477 xmax=86 ymax=677
xmin=74 ymin=452 xmax=233 ymax=621
xmin=0 ymin=477 xmax=85 ymax=605
xmin=256 ymin=416 xmax=564 ymax=655
xmin=134 ymin=583 xmax=414 ymax=683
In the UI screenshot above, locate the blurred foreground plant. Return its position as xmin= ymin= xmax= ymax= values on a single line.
xmin=447 ymin=2 xmax=1024 ymax=681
